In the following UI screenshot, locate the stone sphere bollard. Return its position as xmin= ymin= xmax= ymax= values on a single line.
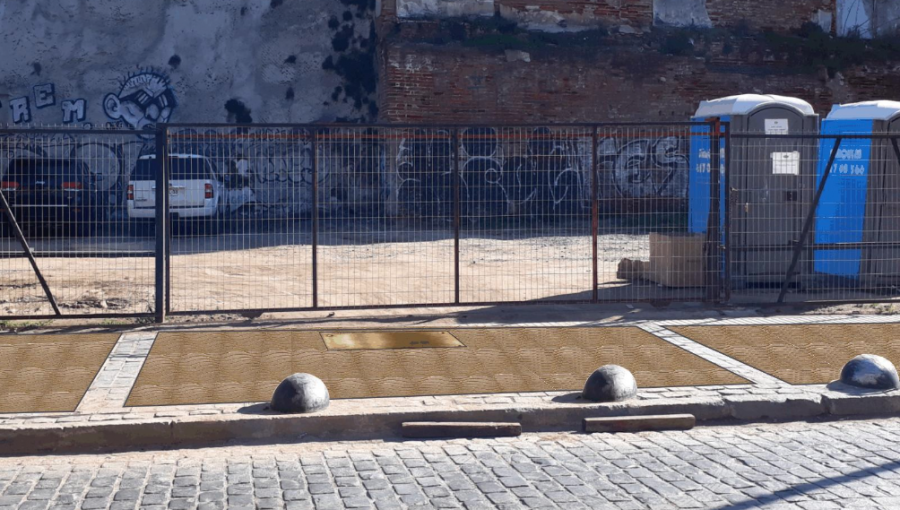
xmin=271 ymin=373 xmax=330 ymax=413
xmin=582 ymin=365 xmax=637 ymax=402
xmin=840 ymin=354 xmax=900 ymax=390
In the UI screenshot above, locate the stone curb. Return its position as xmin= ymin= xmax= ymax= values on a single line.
xmin=584 ymin=414 xmax=696 ymax=433
xmin=823 ymin=393 xmax=900 ymax=416
xmin=1 ymin=392 xmax=898 ymax=456
xmin=401 ymin=422 xmax=522 ymax=438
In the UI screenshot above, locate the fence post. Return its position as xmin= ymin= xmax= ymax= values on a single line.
xmin=312 ymin=128 xmax=319 ymax=309
xmin=154 ymin=124 xmax=168 ymax=323
xmin=723 ymin=121 xmax=732 ymax=303
xmin=452 ymin=128 xmax=461 ymax=305
xmin=591 ymin=126 xmax=599 ymax=303
xmin=705 ymin=119 xmax=722 ymax=303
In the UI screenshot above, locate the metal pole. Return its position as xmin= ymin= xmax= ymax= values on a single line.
xmin=706 ymin=119 xmax=722 ymax=302
xmin=591 ymin=126 xmax=599 ymax=303
xmin=723 ymin=121 xmax=732 ymax=302
xmin=154 ymin=125 xmax=168 ymax=322
xmin=312 ymin=129 xmax=319 ymax=309
xmin=0 ymin=190 xmax=60 ymax=316
xmin=890 ymin=137 xmax=900 ymax=169
xmin=777 ymin=137 xmax=843 ymax=303
xmin=452 ymin=128 xmax=461 ymax=305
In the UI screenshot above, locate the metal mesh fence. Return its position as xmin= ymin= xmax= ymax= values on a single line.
xmin=728 ymin=132 xmax=900 ymax=305
xmin=0 ymin=127 xmax=155 ymax=318
xmin=11 ymin=123 xmax=900 ymax=319
xmin=596 ymin=125 xmax=708 ymax=303
xmin=457 ymin=126 xmax=593 ymax=303
xmin=163 ymin=127 xmax=314 ymax=312
xmin=158 ymin=123 xmax=716 ymax=313
xmin=318 ymin=127 xmax=455 ymax=307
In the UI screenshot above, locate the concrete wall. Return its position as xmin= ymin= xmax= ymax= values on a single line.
xmin=389 ymin=0 xmax=839 ymax=32
xmin=387 ymin=0 xmax=900 ymax=36
xmin=0 ymin=0 xmax=379 ymax=214
xmin=0 ymin=0 xmax=378 ymax=128
xmin=837 ymin=0 xmax=900 ymax=37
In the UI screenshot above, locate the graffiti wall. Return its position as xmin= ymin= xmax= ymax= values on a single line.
xmin=0 ymin=1 xmax=377 ymax=126
xmin=597 ymin=134 xmax=689 ymax=200
xmin=0 ymin=126 xmax=690 ymax=221
xmin=0 ymin=0 xmax=381 ymax=216
xmin=0 ymin=2 xmax=691 ymax=219
xmin=394 ymin=127 xmax=689 ymax=220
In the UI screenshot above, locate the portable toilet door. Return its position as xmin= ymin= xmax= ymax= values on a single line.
xmin=692 ymin=94 xmax=819 ymax=287
xmin=816 ymin=101 xmax=900 ymax=288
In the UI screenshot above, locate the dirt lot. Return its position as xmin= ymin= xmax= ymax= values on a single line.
xmin=1 ymin=226 xmax=896 ymax=320
xmin=0 ymin=229 xmax=652 ymax=316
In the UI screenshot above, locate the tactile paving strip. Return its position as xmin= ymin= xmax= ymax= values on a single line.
xmin=0 ymin=334 xmax=119 ymax=413
xmin=670 ymin=323 xmax=900 ymax=385
xmin=126 ymin=327 xmax=747 ymax=406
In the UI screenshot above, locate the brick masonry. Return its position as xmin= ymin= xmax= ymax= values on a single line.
xmin=380 ymin=39 xmax=900 ymax=123
xmin=705 ymin=0 xmax=835 ymax=31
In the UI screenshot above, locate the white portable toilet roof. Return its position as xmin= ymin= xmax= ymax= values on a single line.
xmin=694 ymin=94 xmax=815 ymax=118
xmin=825 ymin=100 xmax=900 ymax=121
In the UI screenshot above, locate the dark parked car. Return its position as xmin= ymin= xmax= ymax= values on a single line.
xmin=0 ymin=158 xmax=100 ymax=237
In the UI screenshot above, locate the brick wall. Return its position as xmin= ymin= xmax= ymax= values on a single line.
xmin=381 ymin=41 xmax=900 ymax=123
xmin=497 ymin=0 xmax=653 ymax=26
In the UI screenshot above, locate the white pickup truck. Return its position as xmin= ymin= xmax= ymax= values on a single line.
xmin=127 ymin=153 xmax=226 ymax=234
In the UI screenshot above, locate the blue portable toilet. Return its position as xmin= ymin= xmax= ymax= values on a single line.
xmin=815 ymin=100 xmax=900 ymax=285
xmin=689 ymin=94 xmax=819 ymax=285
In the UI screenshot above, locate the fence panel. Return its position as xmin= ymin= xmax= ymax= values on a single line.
xmin=595 ymin=124 xmax=714 ymax=303
xmin=316 ymin=127 xmax=455 ymax=307
xmin=728 ymin=132 xmax=900 ymax=305
xmin=0 ymin=122 xmax=744 ymax=320
xmin=456 ymin=126 xmax=594 ymax=303
xmin=162 ymin=126 xmax=315 ymax=313
xmin=0 ymin=128 xmax=155 ymax=318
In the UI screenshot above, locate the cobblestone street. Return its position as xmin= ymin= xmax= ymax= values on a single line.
xmin=2 ymin=417 xmax=900 ymax=509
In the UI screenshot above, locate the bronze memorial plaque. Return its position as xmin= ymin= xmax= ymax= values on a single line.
xmin=321 ymin=330 xmax=465 ymax=350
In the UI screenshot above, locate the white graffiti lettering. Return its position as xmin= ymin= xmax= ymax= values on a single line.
xmin=9 ymin=97 xmax=31 ymax=124
xmin=33 ymin=84 xmax=55 ymax=109
xmin=61 ymin=99 xmax=87 ymax=124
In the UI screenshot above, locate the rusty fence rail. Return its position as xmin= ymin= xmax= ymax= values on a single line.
xmin=0 ymin=121 xmax=772 ymax=321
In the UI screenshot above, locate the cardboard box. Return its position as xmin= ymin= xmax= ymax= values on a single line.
xmin=649 ymin=233 xmax=706 ymax=288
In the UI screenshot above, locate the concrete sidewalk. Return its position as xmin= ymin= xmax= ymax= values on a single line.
xmin=2 ymin=311 xmax=900 ymax=455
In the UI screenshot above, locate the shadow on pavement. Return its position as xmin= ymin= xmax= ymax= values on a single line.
xmin=715 ymin=459 xmax=900 ymax=510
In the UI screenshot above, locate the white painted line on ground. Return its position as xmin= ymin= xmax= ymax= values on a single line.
xmin=638 ymin=323 xmax=785 ymax=386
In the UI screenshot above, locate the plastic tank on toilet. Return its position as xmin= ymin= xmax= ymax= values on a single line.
xmin=814 ymin=101 xmax=900 ymax=289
